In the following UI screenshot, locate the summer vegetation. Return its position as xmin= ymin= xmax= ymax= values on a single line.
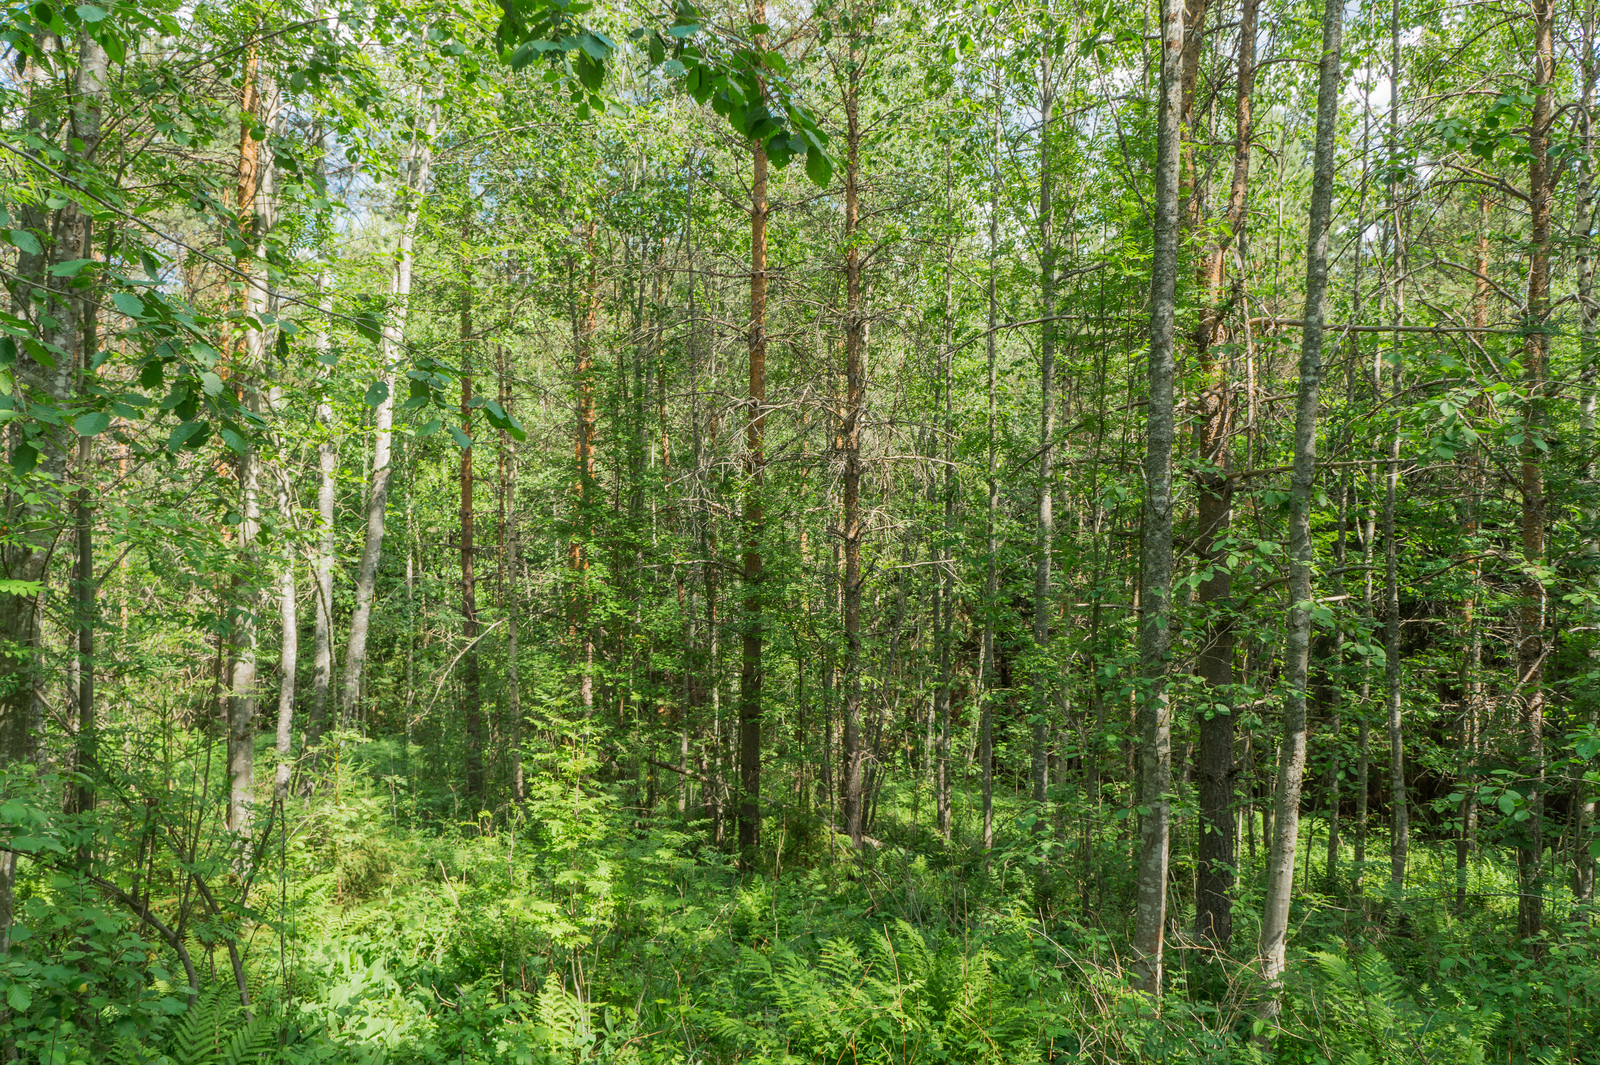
xmin=1 ymin=0 xmax=1599 ymax=1061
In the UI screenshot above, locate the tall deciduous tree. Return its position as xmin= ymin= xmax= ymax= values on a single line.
xmin=340 ymin=97 xmax=436 ymax=731
xmin=737 ymin=0 xmax=770 ymax=863
xmin=1132 ymin=0 xmax=1183 ymax=995
xmin=1260 ymin=0 xmax=1342 ymax=1011
xmin=1193 ymin=0 xmax=1257 ymax=952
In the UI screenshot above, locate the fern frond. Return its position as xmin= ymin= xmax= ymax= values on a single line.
xmin=220 ymin=1010 xmax=276 ymax=1065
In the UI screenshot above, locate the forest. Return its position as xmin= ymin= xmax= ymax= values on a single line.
xmin=1 ymin=0 xmax=1598 ymax=1060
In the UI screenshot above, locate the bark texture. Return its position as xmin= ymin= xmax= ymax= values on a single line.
xmin=1259 ymin=0 xmax=1342 ymax=1011
xmin=1131 ymin=0 xmax=1184 ymax=995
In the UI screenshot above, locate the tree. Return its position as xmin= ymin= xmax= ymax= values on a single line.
xmin=1131 ymin=0 xmax=1183 ymax=996
xmin=1260 ymin=0 xmax=1342 ymax=1011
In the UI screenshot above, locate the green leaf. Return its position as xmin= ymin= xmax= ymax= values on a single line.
xmin=365 ymin=380 xmax=390 ymax=408
xmin=49 ymin=258 xmax=94 ymax=277
xmin=449 ymin=425 xmax=472 ymax=450
xmin=72 ymin=411 xmax=110 ymax=436
xmin=7 ymin=230 xmax=41 ymax=255
xmin=805 ymin=147 xmax=833 ymax=187
xmin=11 ymin=443 xmax=37 ymax=473
xmin=200 ymin=371 xmax=224 ymax=396
xmin=74 ymin=3 xmax=106 ymax=21
xmin=7 ymin=835 xmax=60 ymax=854
xmin=111 ymin=292 xmax=146 ymax=317
xmin=220 ymin=427 xmax=248 ymax=454
xmin=166 ymin=420 xmax=205 ymax=450
xmin=0 ymin=579 xmax=44 ymax=597
xmin=574 ymin=51 xmax=603 ymax=91
xmin=6 ymin=983 xmax=31 ymax=1011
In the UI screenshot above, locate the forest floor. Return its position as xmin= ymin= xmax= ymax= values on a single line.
xmin=9 ymin=736 xmax=1600 ymax=1064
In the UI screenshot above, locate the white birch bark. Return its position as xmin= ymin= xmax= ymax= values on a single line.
xmin=337 ymin=101 xmax=437 ymax=728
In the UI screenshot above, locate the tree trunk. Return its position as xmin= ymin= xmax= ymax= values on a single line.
xmin=1132 ymin=0 xmax=1184 ymax=995
xmin=460 ymin=270 xmax=484 ymax=810
xmin=1259 ymin=0 xmax=1341 ymax=1012
xmin=1 ymin=34 xmax=107 ymax=937
xmin=306 ymin=268 xmax=337 ymax=772
xmin=69 ymin=432 xmax=95 ymax=820
xmin=980 ymin=61 xmax=1001 ymax=854
xmin=570 ymin=219 xmax=599 ymax=719
xmin=1193 ymin=0 xmax=1257 ymax=953
xmin=1323 ymin=481 xmax=1349 ymax=888
xmin=500 ymin=346 xmax=525 ymax=805
xmin=1518 ymin=0 xmax=1555 ymax=944
xmin=936 ymin=153 xmax=957 ymax=840
xmin=1031 ymin=46 xmax=1056 ymax=820
xmin=840 ymin=21 xmax=867 ymax=849
xmin=1379 ymin=0 xmax=1409 ymax=895
xmin=271 ymin=413 xmax=296 ymax=807
xmin=227 ymin=35 xmax=266 ymax=837
xmin=738 ymin=0 xmax=770 ymax=863
xmin=339 ymin=102 xmax=436 ymax=729
xmin=1574 ymin=18 xmax=1598 ymax=906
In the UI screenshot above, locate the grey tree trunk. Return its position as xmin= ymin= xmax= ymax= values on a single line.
xmin=258 ymin=153 xmax=296 ymax=810
xmin=1031 ymin=48 xmax=1056 ymax=819
xmin=1259 ymin=0 xmax=1342 ymax=1012
xmin=226 ymin=37 xmax=267 ymax=838
xmin=981 ymin=62 xmax=1001 ymax=854
xmin=936 ymin=153 xmax=957 ymax=839
xmin=1131 ymin=0 xmax=1184 ymax=996
xmin=1574 ymin=19 xmax=1598 ymax=906
xmin=1 ymin=34 xmax=107 ymax=940
xmin=500 ymin=347 xmax=525 ymax=805
xmin=338 ymin=104 xmax=436 ymax=729
xmin=272 ymin=458 xmax=296 ymax=807
xmin=1382 ymin=0 xmax=1408 ymax=894
xmin=305 ymin=270 xmax=337 ymax=768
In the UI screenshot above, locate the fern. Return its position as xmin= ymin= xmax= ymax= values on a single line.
xmin=1296 ymin=947 xmax=1497 ymax=1065
xmin=129 ymin=985 xmax=279 ymax=1065
xmin=220 ymin=1011 xmax=276 ymax=1065
xmin=168 ymin=986 xmax=230 ymax=1065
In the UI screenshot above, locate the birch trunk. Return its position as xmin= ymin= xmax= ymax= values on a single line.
xmin=227 ymin=37 xmax=266 ymax=837
xmin=1031 ymin=47 xmax=1055 ymax=819
xmin=980 ymin=62 xmax=1001 ymax=854
xmin=459 ymin=269 xmax=484 ymax=808
xmin=338 ymin=102 xmax=436 ymax=729
xmin=1382 ymin=0 xmax=1408 ymax=893
xmin=305 ymin=269 xmax=337 ymax=768
xmin=1259 ymin=0 xmax=1342 ymax=1012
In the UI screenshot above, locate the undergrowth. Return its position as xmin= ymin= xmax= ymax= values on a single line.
xmin=4 ymin=747 xmax=1599 ymax=1064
